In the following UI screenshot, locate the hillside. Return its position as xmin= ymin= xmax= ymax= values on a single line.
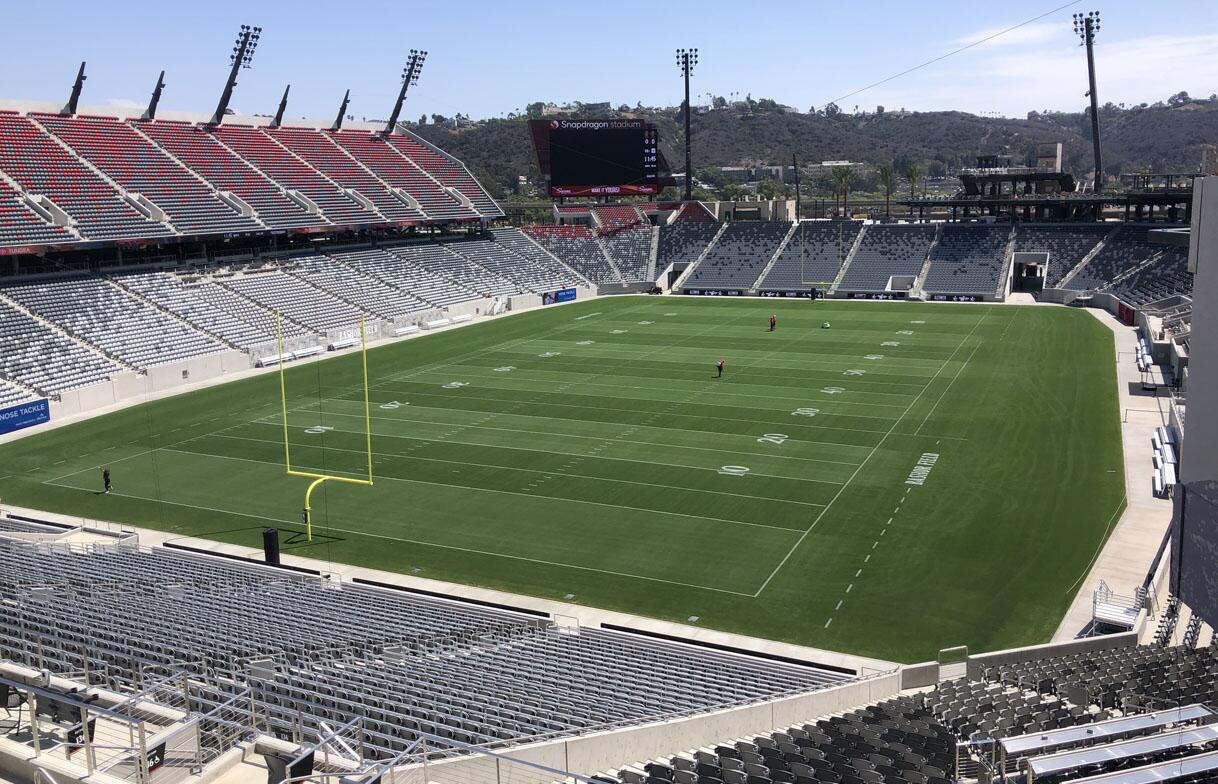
xmin=414 ymin=101 xmax=1218 ymax=195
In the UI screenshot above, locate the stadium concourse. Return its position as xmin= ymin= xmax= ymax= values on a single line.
xmin=0 ymin=95 xmax=1212 ymax=784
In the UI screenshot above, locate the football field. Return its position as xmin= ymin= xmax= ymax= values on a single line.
xmin=0 ymin=297 xmax=1125 ymax=662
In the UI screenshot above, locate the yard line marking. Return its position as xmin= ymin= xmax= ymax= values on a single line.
xmin=865 ymin=554 xmax=871 ymax=563
xmin=846 ymin=583 xmax=853 ymax=593
xmin=298 ymin=396 xmax=958 ymax=445
xmin=835 ymin=600 xmax=843 ymax=610
xmin=44 ymin=477 xmax=755 ymax=596
xmin=855 ymin=568 xmax=862 ymax=577
xmin=573 ymin=312 xmax=603 ymax=320
xmin=886 ymin=517 xmax=893 ymax=525
xmin=873 ymin=540 xmax=879 ymax=549
xmin=42 ymin=448 xmax=160 ymax=485
xmin=824 ymin=618 xmax=833 ymax=628
xmin=158 ymin=448 xmax=812 ymax=535
xmin=200 ymin=432 xmax=831 ymax=509
xmin=754 ymin=308 xmax=993 ymax=596
xmin=253 ymin=414 xmax=865 ymax=478
xmin=913 ymin=310 xmax=992 ymax=435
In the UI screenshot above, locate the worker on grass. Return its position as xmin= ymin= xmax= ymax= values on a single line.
xmin=770 ymin=314 xmax=777 ymax=332
xmin=716 ymin=359 xmax=726 ymax=378
xmin=102 ymin=467 xmax=112 ymax=494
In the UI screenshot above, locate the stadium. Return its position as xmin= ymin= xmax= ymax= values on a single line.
xmin=0 ymin=6 xmax=1216 ymax=784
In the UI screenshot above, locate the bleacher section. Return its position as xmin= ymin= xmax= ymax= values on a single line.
xmin=0 ymin=109 xmax=498 ymax=248
xmin=592 ymin=205 xmax=646 ymax=234
xmin=334 ymin=247 xmax=478 ymax=307
xmin=759 ymin=221 xmax=860 ymax=291
xmin=1011 ymin=224 xmax=1110 ymax=287
xmin=1104 ymin=248 xmax=1192 ymax=306
xmin=264 ymin=128 xmax=428 ymax=223
xmin=524 ymin=225 xmax=622 ymax=284
xmin=212 ymin=126 xmax=386 ymax=226
xmin=137 ymin=120 xmax=326 ymax=230
xmin=0 ymin=539 xmax=848 ymax=757
xmin=387 ymin=242 xmax=518 ymax=296
xmin=600 ymin=227 xmax=653 ymax=281
xmin=114 ymin=270 xmax=277 ymax=349
xmin=445 ymin=236 xmax=578 ymax=292
xmin=0 ymin=380 xmax=31 ymax=407
xmin=618 ymin=694 xmax=956 ymax=784
xmin=685 ymin=222 xmax=789 ymax=290
xmin=221 ymin=267 xmax=360 ymax=333
xmin=0 ymin=178 xmax=75 ymax=247
xmin=35 ymin=115 xmax=265 ymax=236
xmin=0 ymin=112 xmax=174 ymax=241
xmin=838 ymin=224 xmax=936 ymax=292
xmin=328 ymin=131 xmax=469 ymax=221
xmin=657 ymin=223 xmax=720 ymax=271
xmin=291 ymin=254 xmax=428 ymax=318
xmin=3 ymin=276 xmax=227 ymax=368
xmin=491 ymin=227 xmax=589 ymax=286
xmin=922 ymin=224 xmax=1010 ymax=295
xmin=385 ymin=132 xmax=502 ymax=217
xmin=1065 ymin=225 xmax=1171 ymax=291
xmin=0 ymin=297 xmax=124 ymax=394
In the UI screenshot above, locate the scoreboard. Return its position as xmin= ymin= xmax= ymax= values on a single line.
xmin=531 ymin=119 xmax=660 ymax=197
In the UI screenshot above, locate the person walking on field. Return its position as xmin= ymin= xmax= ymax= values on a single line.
xmin=770 ymin=314 xmax=777 ymax=332
xmin=102 ymin=467 xmax=112 ymax=494
xmin=716 ymin=359 xmax=726 ymax=378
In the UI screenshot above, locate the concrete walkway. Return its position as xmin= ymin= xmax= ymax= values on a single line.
xmin=1051 ymin=308 xmax=1174 ymax=641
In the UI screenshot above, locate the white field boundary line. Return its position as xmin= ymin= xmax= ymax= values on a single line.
xmin=248 ymin=412 xmax=864 ymax=477
xmin=41 ymin=477 xmax=756 ymax=597
xmin=149 ymin=448 xmax=809 ymax=537
xmin=186 ymin=432 xmax=833 ymax=510
xmin=752 ymin=308 xmax=995 ymax=597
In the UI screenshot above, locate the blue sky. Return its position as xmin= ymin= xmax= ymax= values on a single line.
xmin=2 ymin=0 xmax=1215 ymax=121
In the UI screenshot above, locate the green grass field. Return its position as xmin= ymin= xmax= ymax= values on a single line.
xmin=0 ymin=297 xmax=1125 ymax=662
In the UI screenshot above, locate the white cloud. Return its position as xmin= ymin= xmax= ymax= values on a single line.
xmin=857 ymin=32 xmax=1218 ymax=115
xmin=952 ymin=21 xmax=1063 ymax=50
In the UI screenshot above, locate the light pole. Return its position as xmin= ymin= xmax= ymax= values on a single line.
xmin=676 ymin=48 xmax=698 ymax=201
xmin=385 ymin=49 xmax=427 ymax=134
xmin=210 ymin=25 xmax=261 ymax=125
xmin=1074 ymin=11 xmax=1103 ymax=191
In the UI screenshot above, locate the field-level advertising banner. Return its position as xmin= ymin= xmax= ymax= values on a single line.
xmin=0 ymin=398 xmax=49 ymax=436
xmin=542 ymin=288 xmax=577 ymax=306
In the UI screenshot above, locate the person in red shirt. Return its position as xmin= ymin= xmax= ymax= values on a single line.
xmin=716 ymin=359 xmax=726 ymax=378
xmin=770 ymin=314 xmax=777 ymax=332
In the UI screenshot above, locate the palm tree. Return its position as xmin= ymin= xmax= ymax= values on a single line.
xmin=904 ymin=162 xmax=921 ymax=217
xmin=831 ymin=167 xmax=854 ymax=217
xmin=877 ymin=163 xmax=896 ymax=219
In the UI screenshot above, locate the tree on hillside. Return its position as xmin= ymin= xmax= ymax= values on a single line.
xmin=831 ymin=167 xmax=853 ymax=216
xmin=823 ymin=102 xmax=842 ymax=118
xmin=757 ymin=178 xmax=789 ymax=200
xmin=722 ymin=183 xmax=749 ymax=201
xmin=877 ymin=163 xmax=895 ymax=219
xmin=904 ymin=162 xmax=921 ymax=217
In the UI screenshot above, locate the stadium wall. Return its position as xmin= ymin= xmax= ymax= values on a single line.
xmin=411 ymin=671 xmax=901 ymax=782
xmin=49 ymin=350 xmax=247 ymax=418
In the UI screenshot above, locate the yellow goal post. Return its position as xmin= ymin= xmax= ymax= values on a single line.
xmin=277 ymin=312 xmax=374 ymax=542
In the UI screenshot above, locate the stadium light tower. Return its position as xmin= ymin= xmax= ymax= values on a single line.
xmin=209 ymin=24 xmax=262 ymax=125
xmin=1073 ymin=11 xmax=1103 ymax=191
xmin=384 ymin=50 xmax=427 ymax=134
xmin=60 ymin=62 xmax=87 ymax=116
xmin=676 ymin=48 xmax=698 ymax=201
